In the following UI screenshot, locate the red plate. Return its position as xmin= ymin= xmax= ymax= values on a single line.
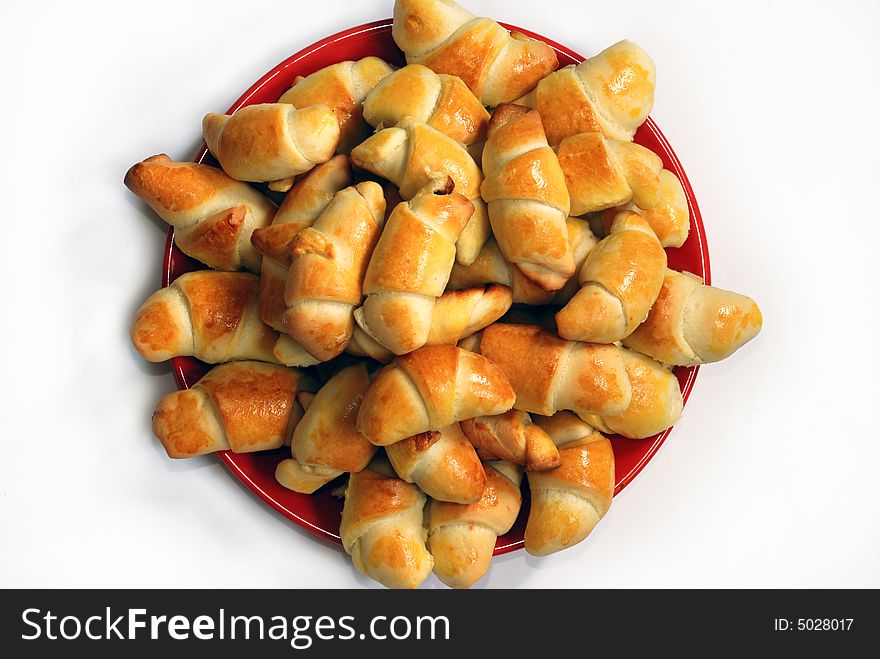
xmin=161 ymin=20 xmax=710 ymax=554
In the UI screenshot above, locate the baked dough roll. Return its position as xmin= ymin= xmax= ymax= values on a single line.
xmin=275 ymin=363 xmax=376 ymax=494
xmin=363 ymin=64 xmax=490 ymax=146
xmin=151 ymin=361 xmax=310 ymax=459
xmin=124 ymin=154 xmax=275 ymax=272
xmin=130 ymin=271 xmax=279 ymax=364
xmin=357 ymin=345 xmax=516 ymax=446
xmin=279 ymin=57 xmax=394 ymax=153
xmin=428 ymin=461 xmax=523 ymax=589
xmin=386 ymin=423 xmax=487 ymax=504
xmin=481 ymin=104 xmax=574 ymax=291
xmin=282 ymin=182 xmax=386 ymax=364
xmin=557 ymin=132 xmax=663 ymax=216
xmin=354 ymin=181 xmax=473 ymax=355
xmin=203 ymin=103 xmax=340 ymax=184
xmin=623 ymin=269 xmax=763 ymax=366
xmin=479 ymin=323 xmax=632 ymax=418
xmin=557 ymin=212 xmax=667 ymax=344
xmin=251 ymin=156 xmax=352 ymax=334
xmin=525 ymin=412 xmax=614 ymax=556
xmin=392 ymin=0 xmax=558 ymax=106
xmin=516 ymin=39 xmax=656 ymax=146
xmin=340 ymin=458 xmax=433 ymax=589
xmin=580 ymin=349 xmax=683 ymax=440
xmin=460 ymin=410 xmax=561 ymax=472
xmin=351 ymin=117 xmax=489 ymax=266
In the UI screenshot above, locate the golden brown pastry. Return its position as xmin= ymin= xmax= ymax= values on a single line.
xmin=557 ymin=132 xmax=663 ymax=216
xmin=363 ymin=63 xmax=490 ymax=145
xmin=557 ymin=212 xmax=667 ymax=344
xmin=340 ymin=458 xmax=433 ymax=589
xmin=525 ymin=412 xmax=614 ymax=556
xmin=351 ymin=117 xmax=489 ymax=266
xmin=130 ymin=271 xmax=279 ymax=364
xmin=357 ymin=345 xmax=516 ymax=446
xmin=481 ymin=104 xmax=574 ymax=291
xmin=282 ymin=182 xmax=386 ymax=364
xmin=392 ymin=0 xmax=558 ymax=106
xmin=124 ymin=154 xmax=275 ymax=272
xmin=151 ymin=361 xmax=309 ymax=458
xmin=479 ymin=323 xmax=632 ymax=418
xmin=203 ymin=103 xmax=340 ymax=184
xmin=516 ymin=39 xmax=656 ymax=146
xmin=279 ymin=57 xmax=394 ymax=153
xmin=386 ymin=424 xmax=487 ymax=504
xmin=622 ymin=269 xmax=763 ymax=366
xmin=460 ymin=410 xmax=561 ymax=472
xmin=428 ymin=461 xmax=523 ymax=588
xmin=275 ymin=363 xmax=376 ymax=494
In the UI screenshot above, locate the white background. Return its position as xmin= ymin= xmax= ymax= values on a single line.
xmin=1 ymin=0 xmax=878 ymax=589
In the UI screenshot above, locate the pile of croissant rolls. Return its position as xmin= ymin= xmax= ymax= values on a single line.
xmin=127 ymin=0 xmax=762 ymax=589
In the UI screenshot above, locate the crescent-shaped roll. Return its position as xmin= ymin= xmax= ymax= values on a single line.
xmin=525 ymin=412 xmax=614 ymax=556
xmin=460 ymin=409 xmax=561 ymax=472
xmin=348 ymin=285 xmax=513 ymax=363
xmin=130 ymin=271 xmax=279 ymax=364
xmin=386 ymin=423 xmax=487 ymax=504
xmin=251 ymin=156 xmax=353 ymax=334
xmin=357 ymin=345 xmax=516 ymax=446
xmin=481 ymin=104 xmax=574 ymax=291
xmin=124 ymin=154 xmax=276 ymax=272
xmin=275 ymin=363 xmax=376 ymax=494
xmin=479 ymin=323 xmax=632 ymax=418
xmin=151 ymin=361 xmax=310 ymax=459
xmin=516 ymin=39 xmax=656 ymax=145
xmin=363 ymin=63 xmax=490 ymax=145
xmin=278 ymin=57 xmax=394 ymax=153
xmin=579 ymin=349 xmax=683 ymax=439
xmin=354 ymin=180 xmax=473 ymax=356
xmin=340 ymin=458 xmax=433 ymax=589
xmin=282 ymin=182 xmax=386 ymax=364
xmin=428 ymin=461 xmax=523 ymax=589
xmin=557 ymin=212 xmax=667 ymax=344
xmin=202 ymin=103 xmax=340 ymax=184
xmin=557 ymin=132 xmax=663 ymax=216
xmin=351 ymin=117 xmax=489 ymax=266
xmin=623 ymin=269 xmax=763 ymax=366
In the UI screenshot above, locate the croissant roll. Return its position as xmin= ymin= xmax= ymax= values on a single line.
xmin=202 ymin=103 xmax=340 ymax=184
xmin=130 ymin=271 xmax=279 ymax=364
xmin=623 ymin=269 xmax=763 ymax=366
xmin=363 ymin=64 xmax=490 ymax=145
xmin=392 ymin=0 xmax=558 ymax=106
xmin=428 ymin=461 xmax=523 ymax=589
xmin=580 ymin=349 xmax=683 ymax=439
xmin=557 ymin=212 xmax=667 ymax=344
xmin=557 ymin=132 xmax=663 ymax=216
xmin=357 ymin=345 xmax=516 ymax=446
xmin=275 ymin=363 xmax=376 ymax=494
xmin=516 ymin=39 xmax=656 ymax=145
xmin=354 ymin=180 xmax=473 ymax=356
xmin=479 ymin=323 xmax=632 ymax=418
xmin=386 ymin=423 xmax=487 ymax=504
xmin=251 ymin=156 xmax=353 ymax=334
xmin=460 ymin=410 xmax=561 ymax=472
xmin=481 ymin=104 xmax=574 ymax=292
xmin=525 ymin=412 xmax=614 ymax=556
xmin=351 ymin=117 xmax=489 ymax=266
xmin=124 ymin=154 xmax=276 ymax=272
xmin=340 ymin=458 xmax=433 ymax=589
xmin=551 ymin=219 xmax=601 ymax=305
xmin=279 ymin=57 xmax=394 ymax=153
xmin=151 ymin=361 xmax=309 ymax=459
xmin=282 ymin=182 xmax=386 ymax=364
